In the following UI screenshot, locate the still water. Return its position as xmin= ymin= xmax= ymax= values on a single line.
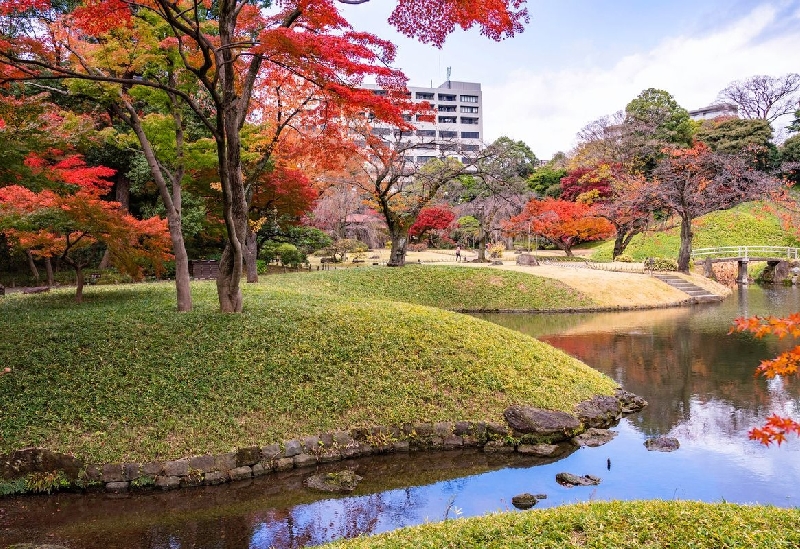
xmin=3 ymin=286 xmax=800 ymax=548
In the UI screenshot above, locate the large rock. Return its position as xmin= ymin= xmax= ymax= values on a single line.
xmin=304 ymin=469 xmax=363 ymax=492
xmin=575 ymin=396 xmax=622 ymax=428
xmin=615 ymin=389 xmax=648 ymax=414
xmin=503 ymin=406 xmax=581 ymax=441
xmin=511 ymin=493 xmax=545 ymax=509
xmin=644 ymin=436 xmax=680 ymax=452
xmin=516 ymin=443 xmax=561 ymax=457
xmin=555 ymin=472 xmax=601 ymax=487
xmin=0 ymin=448 xmax=84 ymax=480
xmin=516 ymin=253 xmax=539 ymax=266
xmin=574 ymin=428 xmax=618 ymax=448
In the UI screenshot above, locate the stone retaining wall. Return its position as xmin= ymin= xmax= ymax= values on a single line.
xmin=0 ymin=390 xmax=646 ymax=496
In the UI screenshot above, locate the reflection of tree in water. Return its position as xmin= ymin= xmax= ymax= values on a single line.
xmin=247 ymin=488 xmax=425 ymax=548
xmin=542 ymin=322 xmax=798 ymax=438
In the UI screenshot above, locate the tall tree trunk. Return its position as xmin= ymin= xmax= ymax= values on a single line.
xmin=244 ymin=229 xmax=258 ymax=283
xmin=476 ymin=216 xmax=487 ymax=262
xmin=215 ymin=128 xmax=247 ymax=312
xmin=214 ymin=5 xmax=254 ymax=313
xmin=387 ymin=230 xmax=408 ymax=267
xmin=99 ymin=173 xmax=132 ymax=270
xmin=44 ymin=257 xmax=54 ymax=287
xmin=120 ymin=102 xmax=193 ymax=312
xmin=26 ymin=250 xmax=39 ymax=281
xmin=678 ymin=214 xmax=693 ymax=272
xmin=74 ymin=265 xmax=84 ymax=304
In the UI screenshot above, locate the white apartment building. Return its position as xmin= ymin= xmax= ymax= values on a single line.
xmin=365 ymin=80 xmax=484 ymax=165
xmin=689 ymin=103 xmax=739 ymax=121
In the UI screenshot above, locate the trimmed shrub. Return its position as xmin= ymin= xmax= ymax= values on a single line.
xmin=276 ymin=243 xmax=306 ymax=267
xmin=647 ymin=257 xmax=679 ymax=271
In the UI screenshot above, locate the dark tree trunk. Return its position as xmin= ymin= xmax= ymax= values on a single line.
xmin=678 ymin=214 xmax=693 ymax=272
xmin=26 ymin=251 xmax=39 ymax=281
xmin=74 ymin=265 xmax=84 ymax=304
xmin=99 ymin=173 xmax=132 ymax=270
xmin=44 ymin=257 xmax=54 ymax=287
xmin=244 ymin=229 xmax=258 ymax=283
xmin=387 ymin=231 xmax=408 ymax=267
xmin=476 ymin=217 xmax=488 ymax=262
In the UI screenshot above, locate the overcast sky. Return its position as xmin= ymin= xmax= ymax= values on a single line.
xmin=339 ymin=0 xmax=800 ymax=159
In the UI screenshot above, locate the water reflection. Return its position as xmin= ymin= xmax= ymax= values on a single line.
xmin=477 ymin=285 xmax=800 ymax=439
xmin=3 ymin=286 xmax=800 ymax=548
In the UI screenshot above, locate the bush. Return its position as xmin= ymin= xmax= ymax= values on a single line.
xmin=615 ymin=254 xmax=634 ymax=263
xmin=260 ymin=241 xmax=280 ymax=264
xmin=488 ymin=242 xmax=506 ymax=258
xmin=646 ymin=257 xmax=679 ymax=271
xmin=324 ymin=239 xmax=366 ymax=262
xmin=408 ymin=242 xmax=428 ymax=252
xmin=276 ymin=243 xmax=306 ymax=267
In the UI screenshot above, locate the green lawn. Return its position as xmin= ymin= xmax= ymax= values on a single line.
xmin=0 ymin=268 xmax=612 ymax=463
xmin=323 ymin=500 xmax=800 ymax=549
xmin=263 ymin=264 xmax=595 ymax=310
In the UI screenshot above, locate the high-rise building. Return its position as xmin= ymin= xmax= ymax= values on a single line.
xmin=364 ymin=80 xmax=484 ymax=165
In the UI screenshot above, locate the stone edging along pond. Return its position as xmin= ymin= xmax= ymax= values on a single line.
xmin=0 ymin=389 xmax=647 ymax=497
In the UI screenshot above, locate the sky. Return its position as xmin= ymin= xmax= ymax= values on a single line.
xmin=339 ymin=0 xmax=800 ymax=159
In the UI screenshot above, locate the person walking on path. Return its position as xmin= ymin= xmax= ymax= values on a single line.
xmin=455 ymin=245 xmax=462 ymax=262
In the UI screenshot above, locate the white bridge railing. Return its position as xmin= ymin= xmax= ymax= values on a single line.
xmin=691 ymin=246 xmax=800 ymax=260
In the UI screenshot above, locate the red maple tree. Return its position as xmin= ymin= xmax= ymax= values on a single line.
xmin=0 ymin=153 xmax=172 ymax=302
xmin=503 ymin=198 xmax=613 ymax=256
xmin=653 ymin=142 xmax=781 ymax=271
xmin=409 ymin=205 xmax=456 ymax=244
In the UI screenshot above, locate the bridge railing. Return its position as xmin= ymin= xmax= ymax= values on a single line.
xmin=691 ymin=246 xmax=800 ymax=260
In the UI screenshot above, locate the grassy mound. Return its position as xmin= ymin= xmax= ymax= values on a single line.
xmin=591 ymin=202 xmax=799 ymax=261
xmin=323 ymin=500 xmax=800 ymax=548
xmin=0 ymin=279 xmax=614 ymax=463
xmin=264 ymin=265 xmax=595 ymax=310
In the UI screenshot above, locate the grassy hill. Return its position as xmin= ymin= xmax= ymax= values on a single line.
xmin=590 ymin=201 xmax=799 ymax=261
xmin=0 ymin=269 xmax=613 ymax=464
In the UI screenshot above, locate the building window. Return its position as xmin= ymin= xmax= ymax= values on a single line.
xmin=439 ymin=130 xmax=457 ymax=138
xmin=438 ymin=116 xmax=457 ymax=124
xmin=461 ymin=117 xmax=479 ymax=125
xmin=372 ymin=89 xmax=387 ymax=96
xmin=402 ymin=114 xmax=412 ymax=121
xmin=438 ymin=105 xmax=457 ymax=112
xmin=438 ymin=93 xmax=456 ymax=101
xmin=416 ymin=92 xmax=434 ymax=100
xmin=416 ymin=129 xmax=436 ymax=137
xmin=439 ymin=143 xmax=458 ymax=151
xmin=460 ymin=106 xmax=479 ymax=113
xmin=371 ymin=128 xmax=391 ymax=136
xmin=461 ymin=132 xmax=480 ymax=139
xmin=460 ymin=95 xmax=479 ymax=103
xmin=417 ymin=155 xmax=436 ymax=163
xmin=461 ymin=144 xmax=480 ymax=152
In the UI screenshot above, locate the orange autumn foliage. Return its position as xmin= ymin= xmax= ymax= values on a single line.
xmin=731 ymin=313 xmax=800 ymax=445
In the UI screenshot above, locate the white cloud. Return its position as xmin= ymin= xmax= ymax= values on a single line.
xmin=486 ymin=4 xmax=800 ymax=158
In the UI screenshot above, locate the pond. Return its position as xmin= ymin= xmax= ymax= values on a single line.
xmin=3 ymin=285 xmax=800 ymax=548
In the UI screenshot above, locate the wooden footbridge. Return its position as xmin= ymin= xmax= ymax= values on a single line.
xmin=691 ymin=246 xmax=800 ymax=284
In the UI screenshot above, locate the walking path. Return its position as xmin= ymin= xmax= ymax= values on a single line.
xmin=399 ymin=249 xmax=732 ymax=308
